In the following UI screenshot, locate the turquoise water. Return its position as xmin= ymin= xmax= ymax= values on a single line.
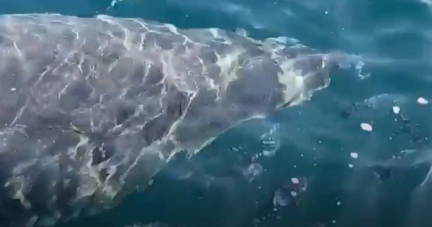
xmin=2 ymin=0 xmax=432 ymax=227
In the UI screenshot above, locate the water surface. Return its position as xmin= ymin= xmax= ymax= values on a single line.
xmin=1 ymin=0 xmax=432 ymax=226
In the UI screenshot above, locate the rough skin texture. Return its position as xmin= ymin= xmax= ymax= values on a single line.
xmin=0 ymin=14 xmax=338 ymax=227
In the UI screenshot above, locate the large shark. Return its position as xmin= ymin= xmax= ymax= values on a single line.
xmin=0 ymin=13 xmax=343 ymax=227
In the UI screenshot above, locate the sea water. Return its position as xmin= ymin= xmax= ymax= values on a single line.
xmin=1 ymin=0 xmax=432 ymax=227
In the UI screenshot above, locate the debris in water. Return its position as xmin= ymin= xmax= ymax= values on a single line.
xmin=243 ymin=163 xmax=264 ymax=181
xmin=107 ymin=0 xmax=124 ymax=9
xmin=360 ymin=123 xmax=373 ymax=131
xmin=392 ymin=106 xmax=400 ymax=114
xmin=291 ymin=178 xmax=299 ymax=184
xmin=273 ymin=190 xmax=289 ymax=207
xmin=400 ymin=149 xmax=416 ymax=155
xmin=261 ymin=124 xmax=280 ymax=157
xmin=248 ymin=163 xmax=264 ymax=177
xmin=417 ymin=97 xmax=428 ymax=105
xmin=371 ymin=166 xmax=391 ymax=182
xmin=350 ymin=152 xmax=359 ymax=159
xmin=348 ymin=164 xmax=354 ymax=168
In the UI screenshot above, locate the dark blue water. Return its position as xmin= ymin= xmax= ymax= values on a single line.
xmin=2 ymin=0 xmax=432 ymax=226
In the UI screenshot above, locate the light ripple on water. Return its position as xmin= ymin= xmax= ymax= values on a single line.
xmin=1 ymin=0 xmax=432 ymax=226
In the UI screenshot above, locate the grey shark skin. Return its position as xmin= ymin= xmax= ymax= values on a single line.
xmin=0 ymin=14 xmax=339 ymax=227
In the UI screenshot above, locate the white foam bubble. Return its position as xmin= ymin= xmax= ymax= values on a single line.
xmin=417 ymin=97 xmax=428 ymax=105
xmin=392 ymin=106 xmax=400 ymax=114
xmin=350 ymin=152 xmax=359 ymax=159
xmin=360 ymin=123 xmax=373 ymax=132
